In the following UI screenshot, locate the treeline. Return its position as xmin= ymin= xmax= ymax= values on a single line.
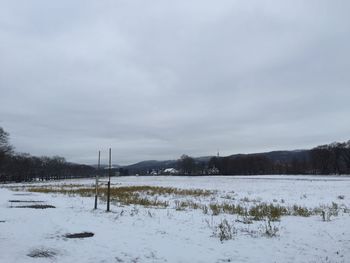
xmin=176 ymin=154 xmax=208 ymax=175
xmin=208 ymin=154 xmax=308 ymax=175
xmin=310 ymin=142 xmax=350 ymax=174
xmin=0 ymin=154 xmax=96 ymax=182
xmin=208 ymin=142 xmax=350 ymax=175
xmin=126 ymin=142 xmax=350 ymax=176
xmin=0 ymin=127 xmax=96 ymax=182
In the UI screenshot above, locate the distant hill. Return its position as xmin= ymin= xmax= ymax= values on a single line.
xmin=123 ymin=156 xmax=213 ymax=174
xmin=121 ymin=151 xmax=311 ymax=175
xmin=106 ymin=140 xmax=350 ymax=175
xmin=92 ymin=164 xmax=121 ymax=169
xmin=123 ymin=160 xmax=176 ymax=174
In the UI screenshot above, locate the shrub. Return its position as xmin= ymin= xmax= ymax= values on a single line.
xmin=214 ymin=219 xmax=236 ymax=242
xmin=292 ymin=205 xmax=312 ymax=217
xmin=210 ymin=203 xmax=221 ymax=216
xmin=321 ymin=203 xmax=339 ymax=222
xmin=202 ymin=205 xmax=208 ymax=214
xmin=263 ymin=218 xmax=279 ymax=237
xmin=337 ymin=195 xmax=345 ymax=200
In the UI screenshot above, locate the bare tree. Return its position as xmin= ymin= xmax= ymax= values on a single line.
xmin=177 ymin=154 xmax=195 ymax=175
xmin=0 ymin=127 xmax=13 ymax=157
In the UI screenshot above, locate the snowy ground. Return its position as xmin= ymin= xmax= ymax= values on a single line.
xmin=1 ymin=175 xmax=349 ymax=263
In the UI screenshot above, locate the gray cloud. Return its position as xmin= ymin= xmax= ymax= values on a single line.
xmin=1 ymin=0 xmax=350 ymax=165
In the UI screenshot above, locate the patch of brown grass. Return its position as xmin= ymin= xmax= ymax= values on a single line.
xmin=24 ymin=185 xmax=213 ymax=208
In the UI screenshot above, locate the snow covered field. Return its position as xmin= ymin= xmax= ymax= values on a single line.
xmin=1 ymin=175 xmax=349 ymax=263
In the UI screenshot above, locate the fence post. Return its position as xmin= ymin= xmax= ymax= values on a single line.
xmin=107 ymin=148 xmax=111 ymax=212
xmin=94 ymin=150 xmax=100 ymax=209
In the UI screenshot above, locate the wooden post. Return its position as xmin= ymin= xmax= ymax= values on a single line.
xmin=94 ymin=150 xmax=100 ymax=209
xmin=107 ymin=148 xmax=111 ymax=212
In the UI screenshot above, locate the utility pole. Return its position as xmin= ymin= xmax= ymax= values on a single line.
xmin=107 ymin=148 xmax=111 ymax=212
xmin=94 ymin=150 xmax=100 ymax=209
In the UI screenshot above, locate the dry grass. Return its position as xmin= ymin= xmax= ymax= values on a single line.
xmin=17 ymin=184 xmax=345 ymax=220
xmin=27 ymin=185 xmax=212 ymax=196
xmin=175 ymin=200 xmax=202 ymax=211
xmin=291 ymin=205 xmax=312 ymax=217
xmin=205 ymin=202 xmax=326 ymax=221
xmin=24 ymin=185 xmax=214 ymax=208
xmin=249 ymin=204 xmax=288 ymax=221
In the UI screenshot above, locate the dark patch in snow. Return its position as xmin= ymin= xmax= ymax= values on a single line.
xmin=8 ymin=200 xmax=44 ymax=203
xmin=64 ymin=232 xmax=94 ymax=239
xmin=27 ymin=249 xmax=57 ymax=258
xmin=217 ymin=259 xmax=233 ymax=262
xmin=11 ymin=204 xmax=56 ymax=209
xmin=0 ymin=220 xmax=5 ymax=223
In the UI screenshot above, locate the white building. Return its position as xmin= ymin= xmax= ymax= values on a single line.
xmin=162 ymin=168 xmax=179 ymax=175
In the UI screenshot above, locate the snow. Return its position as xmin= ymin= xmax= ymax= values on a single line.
xmin=1 ymin=175 xmax=349 ymax=263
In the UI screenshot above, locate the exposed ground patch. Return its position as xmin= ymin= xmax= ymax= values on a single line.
xmin=11 ymin=204 xmax=56 ymax=209
xmin=27 ymin=248 xmax=57 ymax=258
xmin=64 ymin=232 xmax=94 ymax=238
xmin=8 ymin=200 xmax=44 ymax=203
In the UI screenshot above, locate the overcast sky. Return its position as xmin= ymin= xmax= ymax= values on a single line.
xmin=1 ymin=1 xmax=350 ymax=165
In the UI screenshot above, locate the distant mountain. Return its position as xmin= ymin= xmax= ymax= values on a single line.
xmin=112 ymin=140 xmax=350 ymax=175
xmin=123 ymin=160 xmax=177 ymax=174
xmin=123 ymin=156 xmax=214 ymax=174
xmin=91 ymin=151 xmax=310 ymax=174
xmin=195 ymin=156 xmax=214 ymax=163
xmin=121 ymin=150 xmax=312 ymax=175
xmin=92 ymin=164 xmax=121 ymax=169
